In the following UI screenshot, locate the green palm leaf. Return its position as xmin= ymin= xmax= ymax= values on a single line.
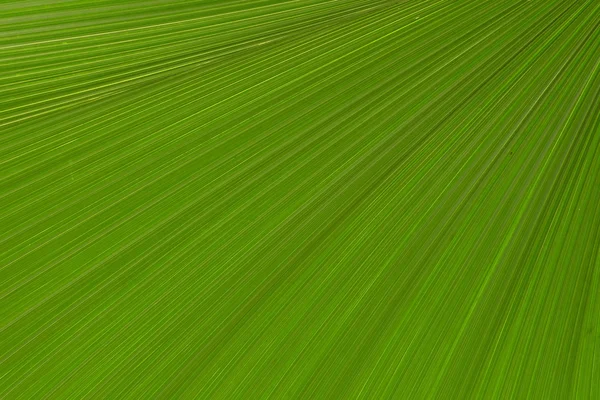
xmin=1 ymin=0 xmax=599 ymax=398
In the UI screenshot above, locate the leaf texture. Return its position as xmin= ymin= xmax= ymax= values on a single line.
xmin=1 ymin=0 xmax=599 ymax=398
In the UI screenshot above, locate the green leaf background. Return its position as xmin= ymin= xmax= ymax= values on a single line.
xmin=1 ymin=0 xmax=599 ymax=398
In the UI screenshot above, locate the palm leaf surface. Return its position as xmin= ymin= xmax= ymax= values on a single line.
xmin=1 ymin=0 xmax=599 ymax=398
